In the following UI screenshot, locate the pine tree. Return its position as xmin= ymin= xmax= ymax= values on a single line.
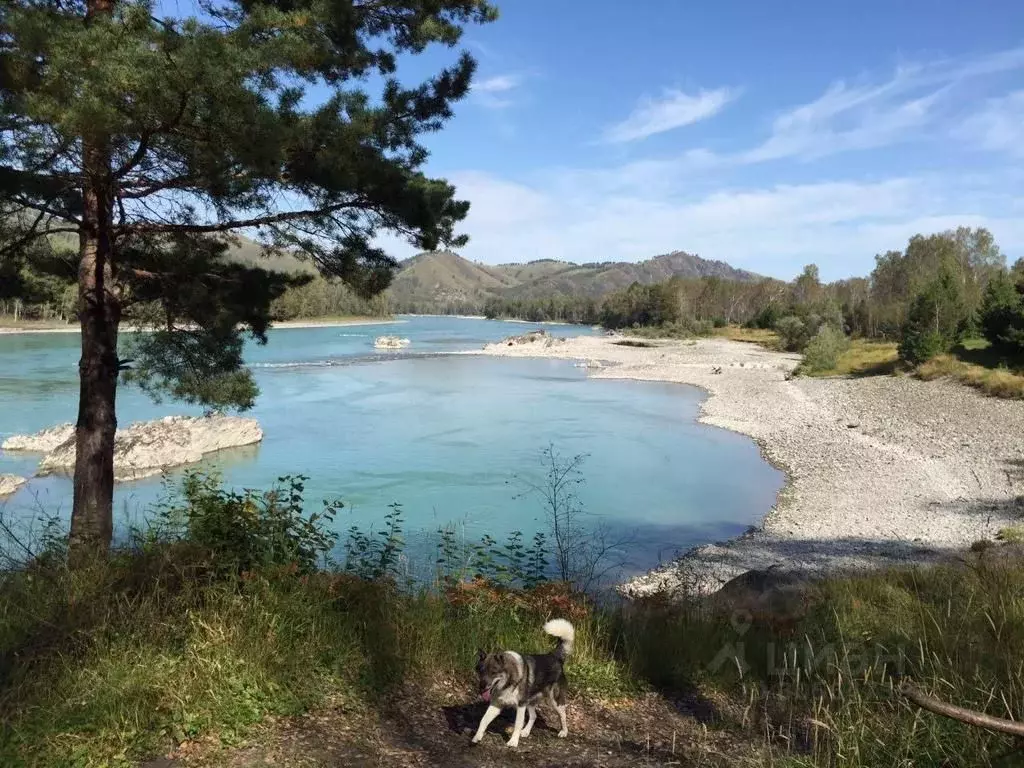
xmin=0 ymin=0 xmax=496 ymax=557
xmin=980 ymin=270 xmax=1024 ymax=353
xmin=898 ymin=267 xmax=968 ymax=364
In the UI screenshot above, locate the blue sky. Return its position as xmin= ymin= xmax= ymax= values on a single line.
xmin=374 ymin=0 xmax=1024 ymax=280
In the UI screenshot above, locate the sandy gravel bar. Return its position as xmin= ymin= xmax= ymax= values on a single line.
xmin=479 ymin=334 xmax=1024 ymax=595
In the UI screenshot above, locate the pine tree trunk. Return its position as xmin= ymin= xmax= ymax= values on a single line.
xmin=69 ymin=0 xmax=119 ymax=561
xmin=69 ymin=217 xmax=119 ymax=559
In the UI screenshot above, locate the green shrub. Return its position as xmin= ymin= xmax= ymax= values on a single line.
xmin=145 ymin=471 xmax=341 ymax=575
xmin=774 ymin=315 xmax=809 ymax=351
xmin=899 ymin=327 xmax=949 ymax=365
xmin=801 ymin=324 xmax=850 ymax=373
xmin=748 ymin=303 xmax=783 ymax=330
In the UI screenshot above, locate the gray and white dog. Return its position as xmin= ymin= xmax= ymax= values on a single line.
xmin=471 ymin=618 xmax=574 ymax=748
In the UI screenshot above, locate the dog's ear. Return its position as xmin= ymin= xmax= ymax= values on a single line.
xmin=476 ymin=648 xmax=486 ymax=662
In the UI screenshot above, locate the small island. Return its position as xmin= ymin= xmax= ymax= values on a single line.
xmin=3 ymin=415 xmax=263 ymax=482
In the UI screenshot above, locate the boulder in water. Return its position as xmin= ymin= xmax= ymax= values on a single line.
xmin=374 ymin=335 xmax=411 ymax=349
xmin=504 ymin=330 xmax=550 ymax=346
xmin=0 ymin=475 xmax=27 ymax=498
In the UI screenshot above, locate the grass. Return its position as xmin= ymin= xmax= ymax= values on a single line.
xmin=916 ymin=339 xmax=1024 ymax=399
xmin=801 ymin=339 xmax=901 ymax=378
xmin=2 ymin=533 xmax=1023 ymax=766
xmin=616 ymin=324 xmax=782 ymax=347
xmin=712 ymin=325 xmax=781 ymax=348
xmin=796 ymin=336 xmax=1024 ymax=398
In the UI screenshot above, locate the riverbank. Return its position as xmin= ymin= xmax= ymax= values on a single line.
xmin=480 ymin=334 xmax=1024 ymax=595
xmin=0 ymin=316 xmax=400 ymax=335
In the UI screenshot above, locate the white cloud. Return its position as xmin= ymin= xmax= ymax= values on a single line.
xmin=601 ymin=87 xmax=737 ymax=143
xmin=471 ymin=73 xmax=524 ymax=109
xmin=427 ymin=167 xmax=1024 ymax=281
xmin=957 ymin=90 xmax=1024 ymax=157
xmin=473 ymin=74 xmax=522 ymax=94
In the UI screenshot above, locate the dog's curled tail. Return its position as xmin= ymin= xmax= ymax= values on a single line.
xmin=543 ymin=618 xmax=575 ymax=659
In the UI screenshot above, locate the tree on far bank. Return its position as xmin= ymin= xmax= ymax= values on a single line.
xmin=0 ymin=0 xmax=496 ymax=559
xmin=980 ymin=270 xmax=1024 ymax=353
xmin=899 ymin=267 xmax=968 ymax=364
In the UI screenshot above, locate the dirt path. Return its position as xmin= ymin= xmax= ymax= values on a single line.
xmin=154 ymin=686 xmax=750 ymax=768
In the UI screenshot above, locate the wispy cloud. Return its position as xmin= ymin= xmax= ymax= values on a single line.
xmin=683 ymin=46 xmax=1024 ymax=167
xmin=740 ymin=76 xmax=945 ymax=163
xmin=471 ymin=73 xmax=524 ymax=109
xmin=601 ymin=87 xmax=738 ymax=143
xmin=957 ymin=90 xmax=1024 ymax=158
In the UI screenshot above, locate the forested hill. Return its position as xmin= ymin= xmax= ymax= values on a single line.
xmin=1 ymin=235 xmax=757 ymax=323
xmin=387 ymin=249 xmax=759 ymax=314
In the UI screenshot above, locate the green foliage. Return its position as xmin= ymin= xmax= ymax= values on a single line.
xmin=2 ymin=469 xmax=1023 ymax=766
xmin=800 ymin=324 xmax=851 ymax=373
xmin=774 ymin=315 xmax=810 ymax=352
xmin=146 ymin=471 xmax=340 ymax=575
xmin=748 ymin=301 xmax=784 ymax=330
xmin=980 ymin=269 xmax=1024 ymax=353
xmin=600 ymin=281 xmax=682 ymax=329
xmin=3 ymin=512 xmax=1023 ymax=766
xmin=899 ymin=267 xmax=968 ymax=364
xmin=271 ymin=276 xmax=389 ymax=321
xmin=343 ymin=502 xmax=407 ymax=581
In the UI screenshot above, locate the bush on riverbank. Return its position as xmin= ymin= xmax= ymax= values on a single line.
xmin=1 ymin=475 xmax=1022 ymax=766
xmin=798 ymin=325 xmax=850 ymax=374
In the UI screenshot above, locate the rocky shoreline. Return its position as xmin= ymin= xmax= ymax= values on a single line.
xmin=2 ymin=415 xmax=263 ymax=482
xmin=480 ymin=333 xmax=1024 ymax=596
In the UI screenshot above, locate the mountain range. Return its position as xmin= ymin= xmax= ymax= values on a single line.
xmin=32 ymin=226 xmax=758 ymax=314
xmin=386 ymin=250 xmax=758 ymax=311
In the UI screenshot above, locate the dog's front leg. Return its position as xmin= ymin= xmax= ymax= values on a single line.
xmin=471 ymin=705 xmax=502 ymax=744
xmin=506 ymin=706 xmax=526 ymax=748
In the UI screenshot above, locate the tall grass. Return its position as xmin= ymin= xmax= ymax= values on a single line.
xmin=0 ymin=476 xmax=1022 ymax=766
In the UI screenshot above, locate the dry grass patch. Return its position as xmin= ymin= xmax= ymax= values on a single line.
xmin=916 ymin=354 xmax=1024 ymax=399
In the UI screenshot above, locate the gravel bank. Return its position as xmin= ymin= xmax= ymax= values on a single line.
xmin=479 ymin=334 xmax=1024 ymax=595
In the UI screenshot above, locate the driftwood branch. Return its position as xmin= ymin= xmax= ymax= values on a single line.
xmin=899 ymin=682 xmax=1024 ymax=737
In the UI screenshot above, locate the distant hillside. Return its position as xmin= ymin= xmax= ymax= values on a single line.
xmin=35 ymin=229 xmax=757 ymax=317
xmin=386 ymin=249 xmax=758 ymax=312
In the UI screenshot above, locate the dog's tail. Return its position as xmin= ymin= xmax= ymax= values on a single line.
xmin=543 ymin=618 xmax=575 ymax=659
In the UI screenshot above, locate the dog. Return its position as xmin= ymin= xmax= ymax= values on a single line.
xmin=471 ymin=618 xmax=574 ymax=748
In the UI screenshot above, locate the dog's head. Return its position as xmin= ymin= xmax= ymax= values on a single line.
xmin=475 ymin=649 xmax=512 ymax=702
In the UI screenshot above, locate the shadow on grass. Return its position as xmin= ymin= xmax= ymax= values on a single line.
xmin=952 ymin=342 xmax=1024 ymax=373
xmin=846 ymin=357 xmax=904 ymax=377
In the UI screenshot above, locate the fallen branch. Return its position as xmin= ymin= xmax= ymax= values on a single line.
xmin=899 ymin=682 xmax=1024 ymax=737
